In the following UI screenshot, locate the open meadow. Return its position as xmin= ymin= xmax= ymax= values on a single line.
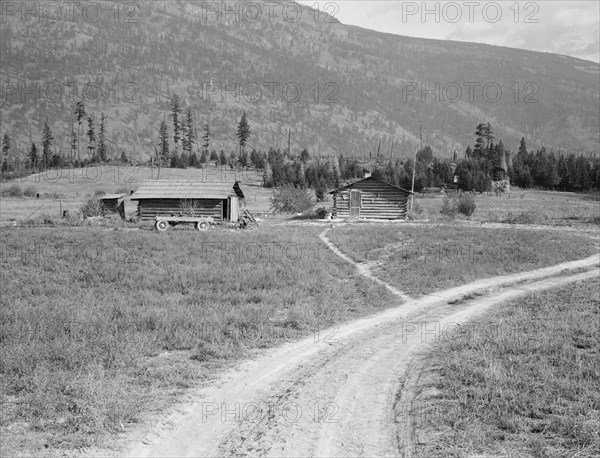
xmin=0 ymin=225 xmax=396 ymax=454
xmin=328 ymin=223 xmax=598 ymax=295
xmin=412 ymin=190 xmax=600 ymax=226
xmin=407 ymin=278 xmax=599 ymax=457
xmin=1 ymin=169 xmax=599 ymax=455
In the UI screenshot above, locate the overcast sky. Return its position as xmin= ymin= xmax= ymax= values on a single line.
xmin=299 ymin=1 xmax=600 ymax=63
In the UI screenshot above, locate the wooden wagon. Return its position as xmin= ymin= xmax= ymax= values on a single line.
xmin=154 ymin=215 xmax=215 ymax=232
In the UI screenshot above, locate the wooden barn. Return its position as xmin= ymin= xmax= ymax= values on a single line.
xmin=329 ymin=176 xmax=412 ymax=220
xmin=130 ymin=180 xmax=244 ymax=222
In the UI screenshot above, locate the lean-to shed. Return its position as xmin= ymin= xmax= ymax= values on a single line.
xmin=130 ymin=180 xmax=243 ymax=222
xmin=328 ymin=176 xmax=412 ymax=219
xmin=100 ymin=194 xmax=125 ymax=219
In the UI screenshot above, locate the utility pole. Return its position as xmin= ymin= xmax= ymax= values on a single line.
xmin=390 ymin=139 xmax=394 ymax=159
xmin=410 ymin=125 xmax=422 ymax=211
xmin=288 ymin=129 xmax=291 ymax=156
xmin=377 ymin=140 xmax=381 ymax=158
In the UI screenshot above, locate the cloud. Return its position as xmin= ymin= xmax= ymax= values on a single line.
xmin=300 ymin=1 xmax=600 ymax=63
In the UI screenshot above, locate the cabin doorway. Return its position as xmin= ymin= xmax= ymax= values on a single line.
xmin=349 ymin=190 xmax=361 ymax=216
xmin=221 ymin=199 xmax=228 ymax=221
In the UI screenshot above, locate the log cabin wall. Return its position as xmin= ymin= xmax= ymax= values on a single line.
xmin=332 ymin=178 xmax=409 ymax=219
xmin=136 ymin=199 xmax=223 ymax=221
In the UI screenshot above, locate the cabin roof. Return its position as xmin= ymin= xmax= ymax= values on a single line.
xmin=328 ymin=176 xmax=413 ymax=195
xmin=130 ymin=181 xmax=240 ymax=200
xmin=100 ymin=194 xmax=125 ymax=200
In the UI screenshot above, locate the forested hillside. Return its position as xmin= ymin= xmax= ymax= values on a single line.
xmin=1 ymin=0 xmax=598 ymax=163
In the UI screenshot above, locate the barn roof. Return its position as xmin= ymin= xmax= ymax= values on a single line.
xmin=328 ymin=176 xmax=413 ymax=194
xmin=130 ymin=181 xmax=239 ymax=200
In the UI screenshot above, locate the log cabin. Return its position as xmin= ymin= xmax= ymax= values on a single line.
xmin=130 ymin=180 xmax=243 ymax=222
xmin=329 ymin=176 xmax=412 ymax=220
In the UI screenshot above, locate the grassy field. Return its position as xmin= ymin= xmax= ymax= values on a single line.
xmin=413 ymin=190 xmax=600 ymax=226
xmin=328 ymin=224 xmax=597 ymax=295
xmin=408 ymin=279 xmax=600 ymax=457
xmin=1 ymin=170 xmax=598 ymax=455
xmin=0 ymin=165 xmax=273 ymax=223
xmin=0 ymin=225 xmax=396 ymax=455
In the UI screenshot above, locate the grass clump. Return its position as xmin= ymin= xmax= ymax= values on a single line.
xmin=440 ymin=194 xmax=476 ymax=220
xmin=440 ymin=196 xmax=458 ymax=218
xmin=23 ymin=185 xmax=38 ymax=197
xmin=2 ymin=184 xmax=23 ymax=197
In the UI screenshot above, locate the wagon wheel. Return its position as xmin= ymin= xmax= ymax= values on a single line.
xmin=156 ymin=219 xmax=169 ymax=232
xmin=196 ymin=221 xmax=209 ymax=231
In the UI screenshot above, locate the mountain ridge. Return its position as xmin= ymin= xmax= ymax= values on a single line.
xmin=0 ymin=0 xmax=598 ymax=163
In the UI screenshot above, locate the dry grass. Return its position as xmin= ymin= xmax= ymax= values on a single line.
xmin=413 ymin=190 xmax=600 ymax=226
xmin=328 ymin=223 xmax=597 ymax=295
xmin=0 ymin=225 xmax=395 ymax=455
xmin=408 ymin=279 xmax=600 ymax=457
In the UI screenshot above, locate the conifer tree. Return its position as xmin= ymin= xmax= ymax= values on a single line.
xmin=87 ymin=116 xmax=96 ymax=160
xmin=170 ymin=94 xmax=182 ymax=151
xmin=28 ymin=142 xmax=38 ymax=169
xmin=42 ymin=122 xmax=54 ymax=168
xmin=237 ymin=111 xmax=250 ymax=154
xmin=158 ymin=119 xmax=169 ymax=164
xmin=1 ymin=133 xmax=10 ymax=172
xmin=97 ymin=113 xmax=107 ymax=162
xmin=74 ymin=102 xmax=86 ymax=161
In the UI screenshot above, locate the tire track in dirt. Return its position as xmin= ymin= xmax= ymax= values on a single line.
xmin=115 ymin=232 xmax=598 ymax=458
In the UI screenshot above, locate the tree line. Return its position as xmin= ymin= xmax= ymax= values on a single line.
xmin=367 ymin=123 xmax=600 ymax=193
xmin=2 ymin=112 xmax=599 ymax=196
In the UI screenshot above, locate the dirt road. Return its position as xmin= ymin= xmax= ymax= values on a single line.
xmin=118 ymin=230 xmax=599 ymax=458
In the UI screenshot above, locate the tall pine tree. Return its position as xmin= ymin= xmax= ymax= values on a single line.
xmin=184 ymin=108 xmax=194 ymax=155
xmin=170 ymin=94 xmax=182 ymax=152
xmin=158 ymin=119 xmax=169 ymax=164
xmin=1 ymin=133 xmax=10 ymax=173
xmin=237 ymin=111 xmax=250 ymax=154
xmin=42 ymin=122 xmax=53 ymax=168
xmin=203 ymin=122 xmax=210 ymax=154
xmin=86 ymin=116 xmax=96 ymax=161
xmin=97 ymin=113 xmax=107 ymax=162
xmin=74 ymin=102 xmax=86 ymax=161
xmin=28 ymin=142 xmax=38 ymax=169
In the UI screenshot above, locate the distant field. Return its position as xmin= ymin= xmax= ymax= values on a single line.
xmin=0 ymin=225 xmax=396 ymax=455
xmin=413 ymin=189 xmax=600 ymax=226
xmin=409 ymin=279 xmax=600 ymax=457
xmin=0 ymin=165 xmax=273 ymax=223
xmin=329 ymin=224 xmax=597 ymax=295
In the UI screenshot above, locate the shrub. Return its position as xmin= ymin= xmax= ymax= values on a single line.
xmin=94 ymin=189 xmax=106 ymax=197
xmin=315 ymin=207 xmax=329 ymax=219
xmin=409 ymin=201 xmax=423 ymax=217
xmin=456 ymin=194 xmax=476 ymax=219
xmin=440 ymin=197 xmax=458 ymax=218
xmin=80 ymin=198 xmax=103 ymax=218
xmin=23 ymin=185 xmax=38 ymax=197
xmin=64 ymin=209 xmax=84 ymax=225
xmin=270 ymin=185 xmax=315 ymax=213
xmin=2 ymin=184 xmax=23 ymax=197
xmin=503 ymin=211 xmax=536 ymax=225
